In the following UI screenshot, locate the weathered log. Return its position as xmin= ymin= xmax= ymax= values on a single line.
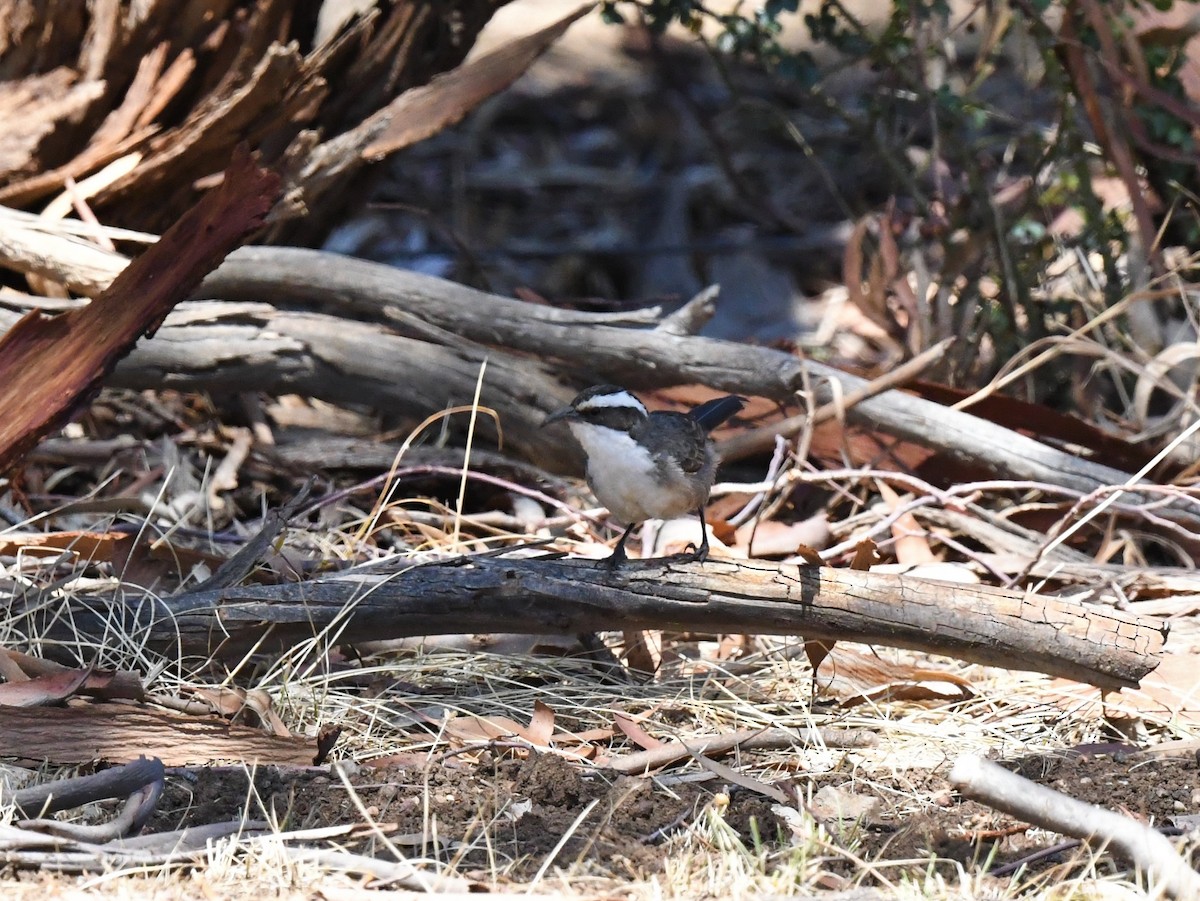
xmin=0 ymin=300 xmax=582 ymax=472
xmin=22 ymin=555 xmax=1165 ymax=690
xmin=200 ymin=247 xmax=1189 ymax=514
xmin=0 ymin=235 xmax=1186 ymax=514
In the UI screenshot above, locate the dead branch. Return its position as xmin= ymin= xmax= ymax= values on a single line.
xmin=20 ymin=555 xmax=1164 ymax=690
xmin=0 ymin=227 xmax=1175 ymax=510
xmin=0 ymin=706 xmax=316 ymax=766
xmin=0 ymin=820 xmax=268 ymax=872
xmin=951 ymin=755 xmax=1200 ymax=899
xmin=5 ymin=755 xmax=163 ymax=818
xmin=199 ymin=247 xmax=1176 ymax=509
xmin=0 ymin=301 xmax=582 ymax=472
xmin=283 ymin=848 xmax=476 ymax=894
xmin=18 ymin=782 xmax=161 ymax=844
xmin=603 ymin=727 xmax=879 ymax=775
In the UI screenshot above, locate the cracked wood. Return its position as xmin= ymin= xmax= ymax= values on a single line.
xmin=16 ymin=556 xmax=1165 ymax=690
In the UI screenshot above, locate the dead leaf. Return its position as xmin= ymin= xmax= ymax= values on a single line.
xmin=1045 ymin=653 xmax=1200 ymax=730
xmin=716 ymin=634 xmax=748 ymax=661
xmin=246 ymin=689 xmax=292 ymax=738
xmin=622 ymin=629 xmax=661 ymax=675
xmin=555 ymin=727 xmax=614 ymax=745
xmin=815 ymin=645 xmax=974 ymax=707
xmin=850 ymin=540 xmax=881 ymax=571
xmin=878 ymin=480 xmax=935 ymax=565
xmin=363 ymin=751 xmax=441 ymax=770
xmin=526 ymin=700 xmax=556 ymax=746
xmin=191 ymin=687 xmax=253 ymax=718
xmin=0 ymin=650 xmax=28 ymax=682
xmin=613 ymin=712 xmax=665 ymax=751
xmin=443 ymin=713 xmax=536 ymax=744
xmin=0 ymin=530 xmax=130 ymax=562
xmin=804 ymin=640 xmax=835 ymax=674
xmin=190 ymin=686 xmax=290 ymax=736
xmin=794 ymin=543 xmax=826 ymax=565
xmin=0 ymin=651 xmax=143 ymax=701
xmin=0 ymin=529 xmax=222 ymax=589
xmin=735 ymin=519 xmax=831 ymax=559
xmin=0 ymin=667 xmax=90 ymax=707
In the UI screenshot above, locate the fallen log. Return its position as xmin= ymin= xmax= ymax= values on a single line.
xmin=201 ymin=246 xmax=1165 ymax=506
xmin=23 ymin=554 xmax=1165 ymax=690
xmin=0 ymin=230 xmax=1180 ymax=514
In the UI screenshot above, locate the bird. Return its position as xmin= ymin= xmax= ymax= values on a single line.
xmin=543 ymin=385 xmax=746 ymax=565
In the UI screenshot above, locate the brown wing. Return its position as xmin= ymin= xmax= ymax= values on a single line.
xmin=635 ymin=412 xmax=710 ymax=473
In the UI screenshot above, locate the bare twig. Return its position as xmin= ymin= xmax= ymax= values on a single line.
xmin=604 ymin=726 xmax=877 ymax=775
xmin=951 ymin=755 xmax=1200 ymax=899
xmin=19 ymin=779 xmax=162 ymax=843
xmin=4 ymin=755 xmax=164 ymax=819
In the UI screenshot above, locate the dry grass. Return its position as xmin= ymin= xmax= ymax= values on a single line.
xmin=0 ymin=451 xmax=1193 ymax=898
xmin=0 ymin=447 xmax=1192 ymax=901
xmin=126 ymin=642 xmax=1200 ymax=895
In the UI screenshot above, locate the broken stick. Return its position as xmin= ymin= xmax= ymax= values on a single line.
xmin=15 ymin=555 xmax=1165 ymax=690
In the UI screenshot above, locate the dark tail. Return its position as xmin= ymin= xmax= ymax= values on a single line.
xmin=689 ymin=395 xmax=746 ymax=432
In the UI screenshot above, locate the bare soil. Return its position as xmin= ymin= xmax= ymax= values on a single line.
xmin=151 ymin=752 xmax=776 ymax=879
xmin=147 ymin=746 xmax=1200 ymax=887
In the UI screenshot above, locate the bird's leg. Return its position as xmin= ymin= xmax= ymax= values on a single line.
xmin=605 ymin=522 xmax=638 ymax=568
xmin=678 ymin=508 xmax=711 ymax=563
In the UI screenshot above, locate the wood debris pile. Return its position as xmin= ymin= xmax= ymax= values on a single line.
xmin=0 ymin=0 xmax=508 ymax=238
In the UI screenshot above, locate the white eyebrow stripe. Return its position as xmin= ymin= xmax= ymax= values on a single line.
xmin=576 ymin=391 xmax=647 ymax=414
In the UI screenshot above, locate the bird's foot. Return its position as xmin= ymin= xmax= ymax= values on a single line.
xmin=601 ymin=546 xmax=630 ymax=570
xmin=674 ymin=541 xmax=709 ymax=564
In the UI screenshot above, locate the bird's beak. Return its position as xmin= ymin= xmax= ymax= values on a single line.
xmin=542 ymin=406 xmax=576 ymax=428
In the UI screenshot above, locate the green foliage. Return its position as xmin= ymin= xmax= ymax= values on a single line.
xmin=599 ymin=0 xmax=1200 ymax=390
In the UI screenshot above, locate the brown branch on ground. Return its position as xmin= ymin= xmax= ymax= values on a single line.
xmin=602 ymin=727 xmax=879 ymax=775
xmin=14 ymin=555 xmax=1165 ymax=691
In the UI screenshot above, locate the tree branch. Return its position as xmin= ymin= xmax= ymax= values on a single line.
xmin=199 ymin=247 xmax=1172 ymax=507
xmin=22 ymin=555 xmax=1165 ymax=690
xmin=952 ymin=755 xmax=1200 ymax=899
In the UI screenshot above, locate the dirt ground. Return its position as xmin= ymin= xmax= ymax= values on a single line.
xmin=144 ymin=746 xmax=1200 ymax=889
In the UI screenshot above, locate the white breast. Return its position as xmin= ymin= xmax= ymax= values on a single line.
xmin=566 ymin=422 xmax=697 ymax=524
